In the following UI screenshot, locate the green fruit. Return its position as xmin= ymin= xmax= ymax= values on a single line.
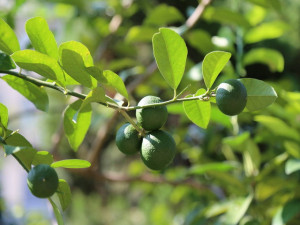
xmin=216 ymin=79 xmax=247 ymax=116
xmin=27 ymin=164 xmax=59 ymax=198
xmin=136 ymin=96 xmax=168 ymax=131
xmin=116 ymin=123 xmax=142 ymax=155
xmin=141 ymin=130 xmax=176 ymax=170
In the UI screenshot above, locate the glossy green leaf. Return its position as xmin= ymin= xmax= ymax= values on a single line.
xmin=82 ymin=86 xmax=106 ymax=109
xmin=4 ymin=130 xmax=32 ymax=147
xmin=244 ymin=21 xmax=289 ymax=44
xmin=32 ymin=151 xmax=54 ymax=166
xmin=219 ymin=194 xmax=253 ymax=224
xmin=144 ymin=4 xmax=184 ymax=26
xmin=1 ymin=75 xmax=49 ymax=111
xmin=4 ymin=145 xmax=37 ymax=171
xmin=255 ymin=116 xmax=300 ymax=141
xmin=0 ymin=103 xmax=8 ymax=129
xmin=63 ymin=100 xmax=92 ymax=151
xmin=153 ymin=28 xmax=187 ymax=90
xmin=49 ymin=198 xmax=64 ymax=225
xmin=51 ymin=159 xmax=91 ymax=169
xmin=189 ymin=162 xmax=237 ymax=175
xmin=272 ymin=200 xmax=300 ymax=225
xmin=202 ymin=51 xmax=231 ymax=89
xmin=56 ymin=179 xmax=72 ymax=211
xmin=0 ymin=18 xmax=20 ymax=55
xmin=243 ymin=48 xmax=284 ymax=72
xmin=186 ymin=30 xmax=214 ymax=54
xmin=203 ymin=7 xmax=250 ymax=28
xmin=126 ymin=26 xmax=157 ymax=43
xmin=0 ymin=52 xmax=16 ymax=70
xmin=11 ymin=50 xmax=65 ymax=86
xmin=239 ymin=78 xmax=277 ymax=111
xmin=59 ymin=41 xmax=96 ymax=88
xmin=25 ymin=17 xmax=58 ymax=59
xmin=183 ymin=89 xmax=211 ymax=129
xmin=285 ymin=159 xmax=300 ymax=175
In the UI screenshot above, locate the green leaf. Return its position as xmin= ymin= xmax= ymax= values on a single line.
xmin=63 ymin=100 xmax=92 ymax=151
xmin=49 ymin=198 xmax=64 ymax=225
xmin=59 ymin=41 xmax=97 ymax=88
xmin=254 ymin=115 xmax=300 ymax=141
xmin=25 ymin=17 xmax=58 ymax=59
xmin=86 ymin=67 xmax=129 ymax=101
xmin=202 ymin=51 xmax=231 ymax=89
xmin=189 ymin=162 xmax=237 ymax=175
xmin=203 ymin=7 xmax=250 ymax=28
xmin=243 ymin=139 xmax=261 ymax=177
xmin=243 ymin=48 xmax=284 ymax=72
xmin=244 ymin=21 xmax=289 ymax=44
xmin=4 ymin=130 xmax=32 ymax=147
xmin=223 ymin=132 xmax=250 ymax=151
xmin=56 ymin=179 xmax=72 ymax=211
xmin=0 ymin=103 xmax=8 ymax=129
xmin=272 ymin=200 xmax=300 ymax=225
xmin=186 ymin=30 xmax=214 ymax=54
xmin=219 ymin=194 xmax=253 ymax=225
xmin=126 ymin=26 xmax=157 ymax=43
xmin=183 ymin=89 xmax=211 ymax=129
xmin=284 ymin=141 xmax=300 ymax=159
xmin=0 ymin=52 xmax=16 ymax=70
xmin=153 ymin=28 xmax=187 ymax=90
xmin=82 ymin=86 xmax=106 ymax=109
xmin=239 ymin=78 xmax=277 ymax=111
xmin=1 ymin=75 xmax=49 ymax=111
xmin=51 ymin=159 xmax=91 ymax=169
xmin=32 ymin=151 xmax=54 ymax=166
xmin=4 ymin=145 xmax=37 ymax=171
xmin=285 ymin=159 xmax=300 ymax=175
xmin=144 ymin=4 xmax=184 ymax=26
xmin=0 ymin=18 xmax=20 ymax=55
xmin=11 ymin=50 xmax=66 ymax=86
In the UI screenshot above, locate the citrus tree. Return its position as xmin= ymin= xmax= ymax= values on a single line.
xmin=0 ymin=0 xmax=299 ymax=224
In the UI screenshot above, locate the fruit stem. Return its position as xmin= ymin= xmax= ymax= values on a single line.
xmin=118 ymin=110 xmax=146 ymax=137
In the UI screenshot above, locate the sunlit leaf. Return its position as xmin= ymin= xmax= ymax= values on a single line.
xmin=153 ymin=28 xmax=187 ymax=90
xmin=244 ymin=21 xmax=289 ymax=44
xmin=82 ymin=86 xmax=106 ymax=109
xmin=285 ymin=159 xmax=300 ymax=175
xmin=144 ymin=4 xmax=184 ymax=26
xmin=1 ymin=75 xmax=49 ymax=111
xmin=126 ymin=26 xmax=157 ymax=43
xmin=56 ymin=179 xmax=72 ymax=211
xmin=183 ymin=89 xmax=211 ymax=129
xmin=63 ymin=100 xmax=92 ymax=151
xmin=186 ymin=30 xmax=214 ymax=54
xmin=51 ymin=159 xmax=91 ymax=169
xmin=272 ymin=200 xmax=300 ymax=225
xmin=202 ymin=51 xmax=231 ymax=89
xmin=239 ymin=78 xmax=277 ymax=111
xmin=0 ymin=18 xmax=20 ymax=55
xmin=59 ymin=41 xmax=97 ymax=88
xmin=32 ymin=151 xmax=54 ymax=166
xmin=25 ymin=17 xmax=58 ymax=59
xmin=243 ymin=48 xmax=284 ymax=72
xmin=189 ymin=162 xmax=237 ymax=175
xmin=0 ymin=103 xmax=8 ymax=129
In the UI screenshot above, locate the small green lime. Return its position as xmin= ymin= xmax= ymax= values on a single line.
xmin=116 ymin=123 xmax=142 ymax=155
xmin=27 ymin=164 xmax=59 ymax=198
xmin=216 ymin=79 xmax=247 ymax=116
xmin=136 ymin=96 xmax=168 ymax=131
xmin=141 ymin=130 xmax=176 ymax=170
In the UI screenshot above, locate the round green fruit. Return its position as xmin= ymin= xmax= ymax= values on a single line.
xmin=27 ymin=164 xmax=59 ymax=198
xmin=136 ymin=96 xmax=168 ymax=131
xmin=141 ymin=130 xmax=176 ymax=170
xmin=216 ymin=79 xmax=247 ymax=116
xmin=116 ymin=123 xmax=142 ymax=155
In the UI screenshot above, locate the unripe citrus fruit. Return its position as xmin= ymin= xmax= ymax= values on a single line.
xmin=27 ymin=164 xmax=59 ymax=198
xmin=116 ymin=123 xmax=142 ymax=155
xmin=141 ymin=130 xmax=176 ymax=170
xmin=216 ymin=79 xmax=247 ymax=116
xmin=136 ymin=96 xmax=168 ymax=131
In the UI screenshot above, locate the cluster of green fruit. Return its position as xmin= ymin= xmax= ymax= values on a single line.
xmin=116 ymin=96 xmax=176 ymax=171
xmin=27 ymin=164 xmax=59 ymax=198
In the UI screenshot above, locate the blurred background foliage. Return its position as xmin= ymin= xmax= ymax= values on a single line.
xmin=1 ymin=0 xmax=300 ymax=224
